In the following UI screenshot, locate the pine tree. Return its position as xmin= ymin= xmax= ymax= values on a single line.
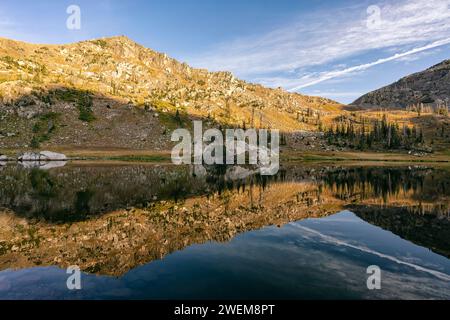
xmin=418 ymin=128 xmax=424 ymax=143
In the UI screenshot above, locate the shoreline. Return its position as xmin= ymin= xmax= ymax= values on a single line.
xmin=1 ymin=148 xmax=450 ymax=166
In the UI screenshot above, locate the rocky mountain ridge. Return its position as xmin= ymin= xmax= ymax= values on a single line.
xmin=0 ymin=36 xmax=341 ymax=151
xmin=352 ymin=59 xmax=450 ymax=109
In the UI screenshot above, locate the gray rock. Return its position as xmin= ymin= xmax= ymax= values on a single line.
xmin=18 ymin=152 xmax=40 ymax=161
xmin=18 ymin=151 xmax=67 ymax=161
xmin=19 ymin=160 xmax=67 ymax=170
xmin=39 ymin=151 xmax=67 ymax=161
xmin=225 ymin=166 xmax=256 ymax=181
xmin=0 ymin=155 xmax=6 ymax=166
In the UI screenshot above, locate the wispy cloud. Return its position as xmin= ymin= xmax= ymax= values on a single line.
xmin=0 ymin=14 xmax=15 ymax=28
xmin=293 ymin=224 xmax=450 ymax=282
xmin=288 ymin=37 xmax=450 ymax=90
xmin=0 ymin=7 xmax=21 ymax=39
xmin=189 ymin=0 xmax=450 ymax=91
xmin=303 ymin=90 xmax=365 ymax=103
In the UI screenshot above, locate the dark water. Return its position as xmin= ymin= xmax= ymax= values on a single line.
xmin=0 ymin=162 xmax=449 ymax=299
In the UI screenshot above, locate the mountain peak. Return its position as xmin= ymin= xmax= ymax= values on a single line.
xmin=352 ymin=58 xmax=450 ymax=108
xmin=428 ymin=59 xmax=450 ymax=71
xmin=0 ymin=36 xmax=341 ymax=151
xmin=90 ymin=35 xmax=136 ymax=44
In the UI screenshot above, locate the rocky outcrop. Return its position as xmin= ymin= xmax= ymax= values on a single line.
xmin=17 ymin=152 xmax=40 ymax=161
xmin=17 ymin=151 xmax=67 ymax=170
xmin=38 ymin=151 xmax=67 ymax=161
xmin=352 ymin=59 xmax=450 ymax=109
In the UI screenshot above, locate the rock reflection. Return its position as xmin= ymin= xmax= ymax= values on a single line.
xmin=0 ymin=163 xmax=449 ymax=275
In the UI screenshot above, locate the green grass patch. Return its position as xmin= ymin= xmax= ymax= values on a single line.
xmin=152 ymin=100 xmax=178 ymax=112
xmin=76 ymin=93 xmax=96 ymax=122
xmin=30 ymin=112 xmax=61 ymax=148
xmin=92 ymin=39 xmax=108 ymax=48
xmin=159 ymin=112 xmax=190 ymax=131
xmin=102 ymin=155 xmax=171 ymax=162
xmin=52 ymin=89 xmax=96 ymax=122
xmin=151 ymin=101 xmax=190 ymax=131
xmin=52 ymin=88 xmax=85 ymax=102
xmin=0 ymin=55 xmax=18 ymax=68
xmin=285 ymin=154 xmax=449 ymax=163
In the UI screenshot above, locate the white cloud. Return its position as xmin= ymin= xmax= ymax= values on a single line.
xmin=288 ymin=37 xmax=450 ymax=91
xmin=189 ymin=0 xmax=450 ymax=90
xmin=395 ymin=47 xmax=443 ymax=63
xmin=306 ymin=91 xmax=364 ymax=98
xmin=293 ymin=224 xmax=450 ymax=282
xmin=0 ymin=7 xmax=21 ymax=39
xmin=0 ymin=16 xmax=14 ymax=28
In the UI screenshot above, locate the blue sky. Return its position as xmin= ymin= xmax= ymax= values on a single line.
xmin=1 ymin=0 xmax=450 ymax=103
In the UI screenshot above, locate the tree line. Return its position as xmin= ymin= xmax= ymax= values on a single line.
xmin=326 ymin=115 xmax=424 ymax=150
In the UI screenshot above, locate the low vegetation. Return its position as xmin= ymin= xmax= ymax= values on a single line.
xmin=30 ymin=112 xmax=60 ymax=149
xmin=51 ymin=89 xmax=96 ymax=122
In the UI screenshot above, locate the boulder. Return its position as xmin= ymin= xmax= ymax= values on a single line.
xmin=18 ymin=152 xmax=40 ymax=161
xmin=0 ymin=155 xmax=6 ymax=166
xmin=225 ymin=166 xmax=256 ymax=181
xmin=39 ymin=151 xmax=67 ymax=161
xmin=18 ymin=151 xmax=67 ymax=161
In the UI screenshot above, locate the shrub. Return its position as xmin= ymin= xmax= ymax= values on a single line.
xmin=92 ymin=40 xmax=108 ymax=48
xmin=77 ymin=93 xmax=96 ymax=122
xmin=52 ymin=89 xmax=96 ymax=122
xmin=30 ymin=136 xmax=40 ymax=149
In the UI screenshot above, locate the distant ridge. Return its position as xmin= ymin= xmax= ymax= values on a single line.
xmin=352 ymin=59 xmax=450 ymax=109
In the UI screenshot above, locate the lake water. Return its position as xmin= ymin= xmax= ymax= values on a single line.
xmin=0 ymin=162 xmax=449 ymax=299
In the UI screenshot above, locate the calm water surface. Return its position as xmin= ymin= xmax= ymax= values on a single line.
xmin=0 ymin=162 xmax=449 ymax=299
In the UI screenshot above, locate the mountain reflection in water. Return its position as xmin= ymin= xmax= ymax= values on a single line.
xmin=0 ymin=163 xmax=449 ymax=299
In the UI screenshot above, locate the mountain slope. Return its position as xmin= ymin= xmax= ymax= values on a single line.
xmin=352 ymin=59 xmax=450 ymax=109
xmin=0 ymin=36 xmax=341 ymax=151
